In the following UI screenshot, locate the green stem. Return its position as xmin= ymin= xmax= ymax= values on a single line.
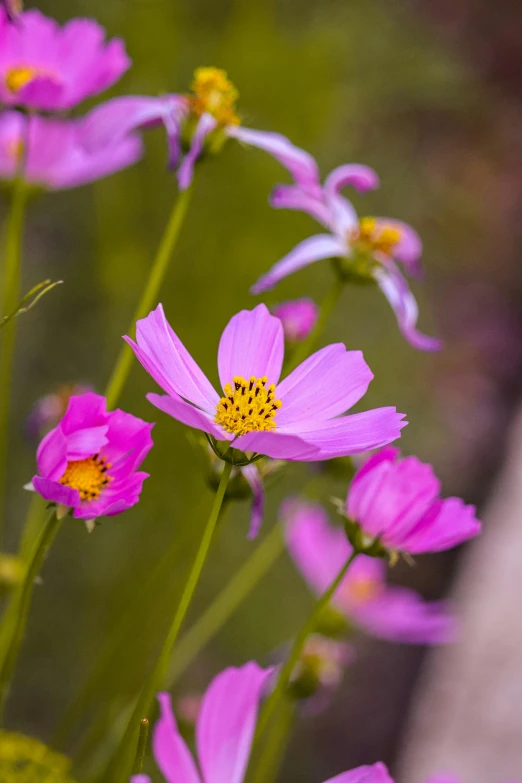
xmin=0 ymin=509 xmax=63 ymax=719
xmin=131 ymin=718 xmax=149 ymax=776
xmin=255 ymin=550 xmax=358 ymax=743
xmin=104 ymin=185 xmax=193 ymax=409
xmin=285 ymin=277 xmax=344 ymax=375
xmin=104 ymin=461 xmax=233 ymax=783
xmin=167 ymin=521 xmax=285 ymax=686
xmin=250 ymin=701 xmax=294 ymax=783
xmin=0 ymin=145 xmax=29 ymax=535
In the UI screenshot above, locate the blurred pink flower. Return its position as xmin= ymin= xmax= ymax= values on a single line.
xmin=80 ymin=68 xmax=318 ymax=191
xmin=347 ymin=447 xmax=481 ymax=554
xmin=126 ymin=303 xmax=406 ymax=462
xmin=0 ymin=8 xmax=129 ymax=111
xmin=33 ymin=392 xmax=153 ymax=524
xmin=273 ymin=298 xmax=318 ymax=343
xmin=0 ymin=112 xmax=142 ymax=190
xmin=130 ymin=662 xmax=391 ymax=783
xmin=284 ymin=500 xmax=456 ymax=644
xmin=26 ymin=383 xmax=93 ymax=440
xmin=252 ymin=162 xmax=440 ymax=352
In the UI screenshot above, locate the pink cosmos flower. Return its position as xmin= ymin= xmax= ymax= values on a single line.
xmin=129 ymin=662 xmax=392 ymax=783
xmin=80 ymin=67 xmax=319 ymax=191
xmin=0 ymin=112 xmax=142 ymax=190
xmin=251 ymin=162 xmax=440 ymax=352
xmin=0 ymin=8 xmax=130 ymax=111
xmin=273 ymin=297 xmax=318 ymax=343
xmin=347 ymin=447 xmax=481 ymax=554
xmin=284 ymin=500 xmax=456 ymax=644
xmin=32 ymin=392 xmax=153 ymax=523
xmin=125 ymin=303 xmax=406 ymax=463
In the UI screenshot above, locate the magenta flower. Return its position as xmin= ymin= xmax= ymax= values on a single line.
xmin=81 ymin=67 xmax=318 ymax=191
xmin=347 ymin=447 xmax=481 ymax=555
xmin=0 ymin=8 xmax=129 ymax=111
xmin=129 ymin=662 xmax=391 ymax=783
xmin=273 ymin=298 xmax=318 ymax=343
xmin=251 ymin=162 xmax=440 ymax=352
xmin=0 ymin=112 xmax=142 ymax=190
xmin=284 ymin=500 xmax=456 ymax=644
xmin=32 ymin=392 xmax=153 ymax=524
xmin=125 ymin=303 xmax=406 ymax=463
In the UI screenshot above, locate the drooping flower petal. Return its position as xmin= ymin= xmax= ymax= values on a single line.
xmin=146 ymin=393 xmax=225 ymax=440
xmin=196 ymin=663 xmax=273 ymax=783
xmin=276 ymin=345 xmax=373 ymax=427
xmin=324 ymin=163 xmax=380 ymax=195
xmin=153 ymin=692 xmax=201 ymax=783
xmin=217 ymin=304 xmax=284 ymax=389
xmin=373 ymin=260 xmax=442 ymax=352
xmin=270 ymin=184 xmax=332 ymax=228
xmin=227 ymin=125 xmax=319 ymax=187
xmin=251 ymin=234 xmax=346 ymax=294
xmin=178 ymin=112 xmax=217 ymax=190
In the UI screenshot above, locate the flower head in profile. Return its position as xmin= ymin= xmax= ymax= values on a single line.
xmin=252 ymin=161 xmax=440 ymax=352
xmin=80 ymin=66 xmax=318 ymax=191
xmin=125 ymin=303 xmax=406 ymax=465
xmin=32 ymin=392 xmax=153 ymax=526
xmin=0 ymin=8 xmax=129 ymax=111
xmin=284 ymin=500 xmax=456 ymax=644
xmin=129 ymin=662 xmax=391 ymax=783
xmin=273 ymin=297 xmax=318 ymax=343
xmin=347 ymin=447 xmax=481 ymax=556
xmin=0 ymin=112 xmax=142 ymax=191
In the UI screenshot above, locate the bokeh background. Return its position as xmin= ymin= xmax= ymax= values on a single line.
xmin=2 ymin=0 xmax=522 ymax=780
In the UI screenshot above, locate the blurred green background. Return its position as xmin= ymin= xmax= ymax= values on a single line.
xmin=2 ymin=0 xmax=522 ymax=780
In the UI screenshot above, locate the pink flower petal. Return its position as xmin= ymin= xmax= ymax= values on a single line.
xmin=251 ymin=234 xmax=346 ymax=294
xmin=153 ymin=692 xmax=201 ymax=783
xmin=36 ymin=425 xmax=68 ymax=480
xmin=227 ymin=126 xmax=319 ymax=186
xmin=234 ymin=430 xmax=320 ymax=461
xmin=270 ymin=184 xmax=332 ymax=228
xmin=217 ymin=304 xmax=284 ymax=389
xmin=276 ymin=345 xmax=373 ymax=426
xmin=324 ymin=163 xmax=380 ymax=195
xmin=32 ymin=476 xmax=79 ymax=508
xmin=146 ymin=393 xmax=225 ymax=440
xmin=196 ymin=663 xmax=273 ymax=783
xmin=129 ymin=304 xmax=219 ymax=411
xmin=323 ymin=763 xmax=394 ymax=783
xmin=178 ymin=112 xmax=217 ymax=190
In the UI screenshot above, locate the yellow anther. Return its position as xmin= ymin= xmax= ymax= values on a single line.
xmin=59 ymin=454 xmax=113 ymax=502
xmin=4 ymin=65 xmax=39 ymax=93
xmin=188 ymin=66 xmax=240 ymax=126
xmin=350 ymin=217 xmax=402 ymax=257
xmin=215 ymin=375 xmax=282 ymax=437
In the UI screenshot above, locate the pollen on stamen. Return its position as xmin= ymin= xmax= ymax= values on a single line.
xmin=59 ymin=454 xmax=113 ymax=503
xmin=188 ymin=66 xmax=240 ymax=127
xmin=215 ymin=375 xmax=282 ymax=437
xmin=350 ymin=217 xmax=402 ymax=257
xmin=5 ymin=65 xmax=40 ymax=93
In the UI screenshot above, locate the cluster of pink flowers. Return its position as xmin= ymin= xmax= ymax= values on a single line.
xmin=0 ymin=5 xmax=494 ymax=782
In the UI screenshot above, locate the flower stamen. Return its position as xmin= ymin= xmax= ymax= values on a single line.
xmin=215 ymin=375 xmax=282 ymax=437
xmin=349 ymin=217 xmax=402 ymax=257
xmin=59 ymin=454 xmax=113 ymax=502
xmin=188 ymin=67 xmax=240 ymax=127
xmin=5 ymin=65 xmax=40 ymax=93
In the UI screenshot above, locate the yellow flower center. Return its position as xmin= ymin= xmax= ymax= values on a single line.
xmin=215 ymin=375 xmax=282 ymax=437
xmin=4 ymin=65 xmax=40 ymax=93
xmin=350 ymin=217 xmax=402 ymax=257
xmin=59 ymin=454 xmax=113 ymax=502
xmin=345 ymin=575 xmax=380 ymax=603
xmin=188 ymin=67 xmax=240 ymax=126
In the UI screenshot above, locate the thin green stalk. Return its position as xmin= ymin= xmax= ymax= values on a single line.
xmin=250 ymin=701 xmax=294 ymax=783
xmin=104 ymin=461 xmax=233 ymax=783
xmin=0 ymin=142 xmax=29 ymax=534
xmin=131 ymin=718 xmax=149 ymax=776
xmin=0 ymin=509 xmax=63 ymax=719
xmin=285 ymin=277 xmax=344 ymax=375
xmin=255 ymin=550 xmax=358 ymax=743
xmin=105 ymin=185 xmax=193 ymax=409
xmin=167 ymin=521 xmax=285 ymax=686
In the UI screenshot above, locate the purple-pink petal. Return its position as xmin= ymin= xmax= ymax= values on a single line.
xmin=251 ymin=234 xmax=346 ymax=294
xmin=217 ymin=304 xmax=284 ymax=388
xmin=32 ymin=476 xmax=79 ymax=508
xmin=234 ymin=430 xmax=321 ymax=462
xmin=270 ymin=184 xmax=333 ymax=228
xmin=153 ymin=692 xmax=201 ymax=783
xmin=36 ymin=425 xmax=68 ymax=481
xmin=227 ymin=125 xmax=319 ymax=187
xmin=324 ymin=163 xmax=380 ymax=195
xmin=273 ymin=297 xmax=318 ymax=343
xmin=196 ymin=663 xmax=273 ymax=783
xmin=146 ymin=393 xmax=226 ymax=441
xmin=241 ymin=464 xmax=265 ymax=539
xmin=323 ymin=763 xmax=394 ymax=783
xmin=178 ymin=112 xmax=217 ymax=190
xmin=276 ymin=345 xmax=373 ymax=427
